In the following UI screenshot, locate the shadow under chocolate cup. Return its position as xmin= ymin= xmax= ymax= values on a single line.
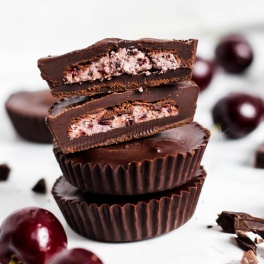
xmin=5 ymin=90 xmax=58 ymax=143
xmin=52 ymin=166 xmax=206 ymax=242
xmin=53 ymin=122 xmax=210 ymax=195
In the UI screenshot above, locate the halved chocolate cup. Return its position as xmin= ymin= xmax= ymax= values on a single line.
xmin=47 ymin=81 xmax=199 ymax=154
xmin=38 ymin=38 xmax=198 ymax=98
xmin=52 ymin=166 xmax=206 ymax=242
xmin=53 ymin=122 xmax=210 ymax=195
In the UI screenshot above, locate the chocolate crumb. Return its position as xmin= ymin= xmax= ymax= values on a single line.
xmin=240 ymin=250 xmax=259 ymax=264
xmin=235 ymin=230 xmax=257 ymax=255
xmin=207 ymin=225 xmax=213 ymax=229
xmin=32 ymin=178 xmax=47 ymax=194
xmin=0 ymin=163 xmax=11 ymax=181
xmin=254 ymin=237 xmax=263 ymax=244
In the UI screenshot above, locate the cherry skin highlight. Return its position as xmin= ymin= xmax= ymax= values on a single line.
xmin=0 ymin=207 xmax=67 ymax=264
xmin=192 ymin=56 xmax=214 ymax=92
xmin=215 ymin=35 xmax=253 ymax=74
xmin=48 ymin=248 xmax=103 ymax=264
xmin=212 ymin=93 xmax=263 ymax=139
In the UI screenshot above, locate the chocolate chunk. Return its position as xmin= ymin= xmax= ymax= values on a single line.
xmin=5 ymin=90 xmax=58 ymax=143
xmin=240 ymin=250 xmax=259 ymax=264
xmin=255 ymin=143 xmax=264 ymax=169
xmin=38 ymin=38 xmax=198 ymax=97
xmin=53 ymin=122 xmax=210 ymax=195
xmin=235 ymin=230 xmax=257 ymax=255
xmin=244 ymin=220 xmax=264 ymax=239
xmin=217 ymin=211 xmax=264 ymax=240
xmin=32 ymin=178 xmax=47 ymax=194
xmin=216 ymin=211 xmax=251 ymax=233
xmin=254 ymin=237 xmax=263 ymax=244
xmin=47 ymin=81 xmax=198 ymax=154
xmin=51 ymin=167 xmax=206 ymax=242
xmin=0 ymin=164 xmax=11 ymax=181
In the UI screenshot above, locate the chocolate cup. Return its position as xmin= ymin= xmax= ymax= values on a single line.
xmin=5 ymin=90 xmax=58 ymax=143
xmin=53 ymin=122 xmax=210 ymax=195
xmin=52 ymin=166 xmax=206 ymax=242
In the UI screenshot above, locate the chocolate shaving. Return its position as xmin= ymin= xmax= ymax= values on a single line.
xmin=235 ymin=230 xmax=257 ymax=255
xmin=0 ymin=163 xmax=11 ymax=181
xmin=32 ymin=178 xmax=47 ymax=194
xmin=240 ymin=250 xmax=259 ymax=264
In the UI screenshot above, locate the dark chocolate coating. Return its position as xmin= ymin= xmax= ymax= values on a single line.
xmin=0 ymin=164 xmax=11 ymax=181
xmin=47 ymin=81 xmax=199 ymax=154
xmin=53 ymin=122 xmax=210 ymax=195
xmin=5 ymin=90 xmax=58 ymax=143
xmin=52 ymin=167 xmax=206 ymax=242
xmin=255 ymin=143 xmax=264 ymax=169
xmin=38 ymin=38 xmax=198 ymax=97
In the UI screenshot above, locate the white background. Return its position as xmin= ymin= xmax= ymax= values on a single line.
xmin=1 ymin=1 xmax=264 ymax=263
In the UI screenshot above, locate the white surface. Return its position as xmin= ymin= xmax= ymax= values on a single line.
xmin=1 ymin=1 xmax=264 ymax=263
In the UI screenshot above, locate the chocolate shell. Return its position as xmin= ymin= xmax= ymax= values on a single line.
xmin=5 ymin=90 xmax=58 ymax=143
xmin=52 ymin=166 xmax=206 ymax=242
xmin=53 ymin=122 xmax=210 ymax=195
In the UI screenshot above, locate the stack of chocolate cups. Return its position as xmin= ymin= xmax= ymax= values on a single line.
xmin=38 ymin=38 xmax=210 ymax=242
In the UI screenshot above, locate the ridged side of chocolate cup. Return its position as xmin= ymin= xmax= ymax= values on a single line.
xmin=52 ymin=167 xmax=206 ymax=242
xmin=53 ymin=122 xmax=210 ymax=195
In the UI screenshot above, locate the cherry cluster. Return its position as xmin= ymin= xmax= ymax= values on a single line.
xmin=0 ymin=207 xmax=103 ymax=264
xmin=192 ymin=34 xmax=264 ymax=139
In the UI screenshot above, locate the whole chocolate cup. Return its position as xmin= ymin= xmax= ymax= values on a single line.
xmin=53 ymin=122 xmax=210 ymax=195
xmin=5 ymin=90 xmax=58 ymax=143
xmin=52 ymin=166 xmax=206 ymax=242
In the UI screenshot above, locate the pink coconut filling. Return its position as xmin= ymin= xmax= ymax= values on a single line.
xmin=65 ymin=48 xmax=180 ymax=84
xmin=68 ymin=102 xmax=178 ymax=139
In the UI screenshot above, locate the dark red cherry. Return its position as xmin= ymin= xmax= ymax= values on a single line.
xmin=212 ymin=93 xmax=263 ymax=139
xmin=192 ymin=56 xmax=214 ymax=92
xmin=215 ymin=35 xmax=253 ymax=73
xmin=48 ymin=248 xmax=103 ymax=264
xmin=0 ymin=207 xmax=67 ymax=264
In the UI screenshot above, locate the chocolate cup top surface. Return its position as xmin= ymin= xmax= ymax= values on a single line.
xmin=5 ymin=90 xmax=58 ymax=117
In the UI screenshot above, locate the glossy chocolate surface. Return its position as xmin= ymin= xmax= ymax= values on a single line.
xmin=5 ymin=90 xmax=57 ymax=117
